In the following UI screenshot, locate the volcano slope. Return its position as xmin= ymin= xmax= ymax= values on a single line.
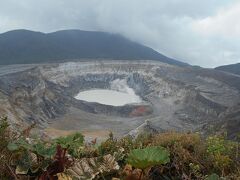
xmin=0 ymin=60 xmax=239 ymax=139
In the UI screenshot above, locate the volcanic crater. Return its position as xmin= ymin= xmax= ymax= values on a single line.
xmin=0 ymin=60 xmax=240 ymax=139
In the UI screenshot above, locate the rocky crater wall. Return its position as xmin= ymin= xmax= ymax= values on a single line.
xmin=0 ymin=60 xmax=239 ymax=137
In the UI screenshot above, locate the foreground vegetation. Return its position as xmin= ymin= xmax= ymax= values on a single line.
xmin=1 ymin=117 xmax=240 ymax=179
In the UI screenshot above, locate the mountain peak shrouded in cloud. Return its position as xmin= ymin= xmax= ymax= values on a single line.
xmin=0 ymin=29 xmax=188 ymax=66
xmin=0 ymin=0 xmax=239 ymax=67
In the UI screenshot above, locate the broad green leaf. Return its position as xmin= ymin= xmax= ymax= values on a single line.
xmin=54 ymin=132 xmax=84 ymax=157
xmin=7 ymin=142 xmax=19 ymax=151
xmin=8 ymin=138 xmax=32 ymax=151
xmin=16 ymin=138 xmax=33 ymax=150
xmin=54 ymin=133 xmax=84 ymax=148
xmin=205 ymin=173 xmax=220 ymax=180
xmin=127 ymin=146 xmax=170 ymax=169
xmin=32 ymin=142 xmax=55 ymax=158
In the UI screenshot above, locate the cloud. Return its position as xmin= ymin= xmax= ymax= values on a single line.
xmin=0 ymin=0 xmax=239 ymax=67
xmin=192 ymin=2 xmax=240 ymax=38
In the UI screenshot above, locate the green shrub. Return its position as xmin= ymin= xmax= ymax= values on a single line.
xmin=54 ymin=132 xmax=84 ymax=157
xmin=1 ymin=116 xmax=240 ymax=179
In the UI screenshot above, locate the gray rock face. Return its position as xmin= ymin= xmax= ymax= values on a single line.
xmin=0 ymin=60 xmax=239 ymax=137
xmin=128 ymin=120 xmax=159 ymax=138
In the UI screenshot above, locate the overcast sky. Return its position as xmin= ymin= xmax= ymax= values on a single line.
xmin=0 ymin=0 xmax=239 ymax=67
